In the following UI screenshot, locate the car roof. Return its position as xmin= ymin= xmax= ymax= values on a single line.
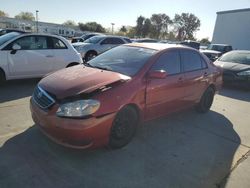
xmin=16 ymin=33 xmax=65 ymax=38
xmin=125 ymin=42 xmax=193 ymax=51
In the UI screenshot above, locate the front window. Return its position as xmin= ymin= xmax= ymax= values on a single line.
xmin=0 ymin=32 xmax=21 ymax=46
xmin=88 ymin=46 xmax=157 ymax=76
xmin=84 ymin=36 xmax=104 ymax=44
xmin=219 ymin=51 xmax=250 ymax=65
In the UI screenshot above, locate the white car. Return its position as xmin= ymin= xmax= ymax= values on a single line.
xmin=0 ymin=32 xmax=83 ymax=83
xmin=72 ymin=36 xmax=131 ymax=62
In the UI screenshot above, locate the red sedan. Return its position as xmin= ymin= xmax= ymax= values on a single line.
xmin=30 ymin=43 xmax=222 ymax=149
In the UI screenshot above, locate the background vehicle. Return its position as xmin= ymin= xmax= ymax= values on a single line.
xmin=132 ymin=38 xmax=158 ymax=43
xmin=201 ymin=44 xmax=232 ymax=62
xmin=72 ymin=35 xmax=130 ymax=61
xmin=214 ymin=50 xmax=250 ymax=89
xmin=0 ymin=29 xmax=26 ymax=36
xmin=180 ymin=40 xmax=200 ymax=50
xmin=30 ymin=43 xmax=222 ymax=150
xmin=71 ymin=33 xmax=105 ymax=43
xmin=0 ymin=33 xmax=82 ymax=83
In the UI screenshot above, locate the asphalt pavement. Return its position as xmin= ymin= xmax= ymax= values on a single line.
xmin=0 ymin=79 xmax=250 ymax=188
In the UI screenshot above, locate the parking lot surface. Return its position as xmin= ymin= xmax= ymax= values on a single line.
xmin=0 ymin=79 xmax=250 ymax=188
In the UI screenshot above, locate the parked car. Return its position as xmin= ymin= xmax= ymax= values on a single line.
xmin=133 ymin=38 xmax=158 ymax=43
xmin=0 ymin=29 xmax=26 ymax=36
xmin=201 ymin=44 xmax=232 ymax=62
xmin=0 ymin=33 xmax=82 ymax=83
xmin=180 ymin=40 xmax=200 ymax=50
xmin=214 ymin=50 xmax=250 ymax=89
xmin=30 ymin=43 xmax=222 ymax=149
xmin=72 ymin=35 xmax=130 ymax=61
xmin=71 ymin=33 xmax=105 ymax=43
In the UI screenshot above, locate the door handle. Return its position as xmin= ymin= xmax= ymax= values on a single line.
xmin=46 ymin=55 xmax=54 ymax=58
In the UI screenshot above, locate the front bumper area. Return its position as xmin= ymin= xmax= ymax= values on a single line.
xmin=30 ymin=99 xmax=116 ymax=149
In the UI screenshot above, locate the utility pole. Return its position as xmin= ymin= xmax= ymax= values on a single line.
xmin=111 ymin=23 xmax=115 ymax=35
xmin=36 ymin=10 xmax=39 ymax=33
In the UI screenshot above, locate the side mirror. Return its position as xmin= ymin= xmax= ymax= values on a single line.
xmin=12 ymin=43 xmax=21 ymax=50
xmin=148 ymin=70 xmax=167 ymax=79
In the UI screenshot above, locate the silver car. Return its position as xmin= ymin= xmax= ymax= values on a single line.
xmin=72 ymin=36 xmax=131 ymax=61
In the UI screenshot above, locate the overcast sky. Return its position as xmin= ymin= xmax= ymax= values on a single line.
xmin=1 ymin=0 xmax=250 ymax=39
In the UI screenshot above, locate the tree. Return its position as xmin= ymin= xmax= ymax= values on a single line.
xmin=200 ymin=38 xmax=211 ymax=45
xmin=0 ymin=10 xmax=8 ymax=17
xmin=135 ymin=16 xmax=145 ymax=37
xmin=63 ymin=20 xmax=76 ymax=27
xmin=120 ymin=26 xmax=127 ymax=33
xmin=142 ymin=18 xmax=152 ymax=37
xmin=15 ymin=12 xmax=35 ymax=21
xmin=150 ymin=13 xmax=172 ymax=39
xmin=127 ymin=27 xmax=136 ymax=38
xmin=78 ymin=22 xmax=105 ymax=33
xmin=173 ymin=13 xmax=200 ymax=40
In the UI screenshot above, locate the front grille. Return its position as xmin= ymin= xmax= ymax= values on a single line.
xmin=32 ymin=86 xmax=55 ymax=109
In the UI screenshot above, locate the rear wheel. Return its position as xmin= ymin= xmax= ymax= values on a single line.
xmin=196 ymin=87 xmax=215 ymax=113
xmin=85 ymin=51 xmax=97 ymax=62
xmin=109 ymin=106 xmax=138 ymax=149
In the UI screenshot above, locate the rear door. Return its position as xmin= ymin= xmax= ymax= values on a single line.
xmin=48 ymin=36 xmax=69 ymax=71
xmin=180 ymin=49 xmax=209 ymax=105
xmin=145 ymin=50 xmax=186 ymax=120
xmin=6 ymin=35 xmax=54 ymax=78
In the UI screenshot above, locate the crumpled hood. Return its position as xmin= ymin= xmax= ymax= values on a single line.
xmin=39 ymin=65 xmax=131 ymax=99
xmin=214 ymin=60 xmax=250 ymax=72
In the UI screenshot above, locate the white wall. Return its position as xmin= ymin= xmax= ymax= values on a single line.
xmin=212 ymin=9 xmax=250 ymax=50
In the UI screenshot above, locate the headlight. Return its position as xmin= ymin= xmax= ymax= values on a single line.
xmin=56 ymin=100 xmax=100 ymax=117
xmin=237 ymin=70 xmax=250 ymax=76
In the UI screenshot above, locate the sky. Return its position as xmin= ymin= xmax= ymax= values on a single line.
xmin=1 ymin=0 xmax=250 ymax=40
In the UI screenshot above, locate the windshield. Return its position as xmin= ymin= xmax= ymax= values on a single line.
xmin=84 ymin=36 xmax=104 ymax=44
xmin=88 ymin=45 xmax=157 ymax=76
xmin=219 ymin=51 xmax=250 ymax=65
xmin=0 ymin=32 xmax=20 ymax=46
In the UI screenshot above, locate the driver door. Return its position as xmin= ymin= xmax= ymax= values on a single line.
xmin=145 ymin=50 xmax=186 ymax=120
xmin=6 ymin=35 xmax=54 ymax=78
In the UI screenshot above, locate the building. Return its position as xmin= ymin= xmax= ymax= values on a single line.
xmin=0 ymin=16 xmax=79 ymax=38
xmin=212 ymin=8 xmax=250 ymax=50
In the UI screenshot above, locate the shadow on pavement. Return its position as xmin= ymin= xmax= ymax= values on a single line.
xmin=0 ymin=110 xmax=240 ymax=188
xmin=0 ymin=79 xmax=39 ymax=103
xmin=219 ymin=87 xmax=250 ymax=102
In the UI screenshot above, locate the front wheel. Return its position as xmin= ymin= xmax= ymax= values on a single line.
xmin=196 ymin=87 xmax=215 ymax=113
xmin=109 ymin=106 xmax=138 ymax=149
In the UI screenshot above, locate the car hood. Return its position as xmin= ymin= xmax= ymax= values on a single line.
xmin=200 ymin=49 xmax=221 ymax=54
xmin=214 ymin=60 xmax=250 ymax=72
xmin=39 ymin=65 xmax=131 ymax=99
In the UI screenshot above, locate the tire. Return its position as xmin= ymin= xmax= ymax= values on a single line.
xmin=0 ymin=70 xmax=6 ymax=86
xmin=85 ymin=51 xmax=97 ymax=62
xmin=196 ymin=87 xmax=215 ymax=113
xmin=109 ymin=106 xmax=138 ymax=149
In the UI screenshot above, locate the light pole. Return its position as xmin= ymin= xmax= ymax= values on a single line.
xmin=111 ymin=23 xmax=115 ymax=35
xmin=36 ymin=10 xmax=39 ymax=33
